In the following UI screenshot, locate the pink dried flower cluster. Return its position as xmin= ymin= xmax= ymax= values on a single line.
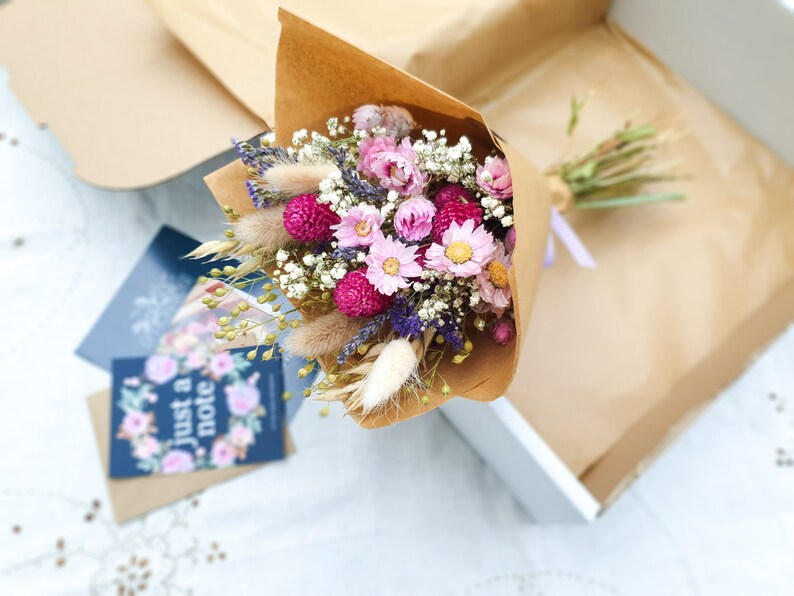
xmin=253 ymin=104 xmax=519 ymax=362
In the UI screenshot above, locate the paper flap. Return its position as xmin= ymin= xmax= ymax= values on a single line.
xmin=0 ymin=0 xmax=264 ymax=189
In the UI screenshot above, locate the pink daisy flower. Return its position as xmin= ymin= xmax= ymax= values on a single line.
xmin=425 ymin=219 xmax=495 ymax=277
xmin=476 ymin=241 xmax=512 ymax=311
xmin=331 ymin=205 xmax=384 ymax=248
xmin=365 ymin=235 xmax=422 ymax=296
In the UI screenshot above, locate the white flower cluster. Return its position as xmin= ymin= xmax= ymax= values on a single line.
xmin=274 ymin=249 xmax=349 ymax=299
xmin=413 ymin=132 xmax=476 ymax=185
xmin=480 ymin=195 xmax=514 ymax=228
xmin=317 ymin=170 xmax=355 ymax=217
xmin=415 ymin=277 xmax=480 ymax=326
xmin=379 ymin=190 xmax=400 ymax=219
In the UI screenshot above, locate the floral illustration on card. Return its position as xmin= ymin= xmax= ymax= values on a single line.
xmin=116 ymin=349 xmax=266 ymax=476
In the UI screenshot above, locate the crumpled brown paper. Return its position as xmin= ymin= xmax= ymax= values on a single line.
xmin=204 ymin=10 xmax=551 ymax=428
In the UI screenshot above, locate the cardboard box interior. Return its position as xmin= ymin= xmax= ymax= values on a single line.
xmin=473 ymin=20 xmax=794 ymax=503
xmin=2 ymin=0 xmax=792 ymax=508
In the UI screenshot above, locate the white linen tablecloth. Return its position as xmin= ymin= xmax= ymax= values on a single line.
xmin=1 ymin=68 xmax=793 ymax=595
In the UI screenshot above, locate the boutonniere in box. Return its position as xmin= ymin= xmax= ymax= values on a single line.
xmin=190 ymin=11 xmax=682 ymax=427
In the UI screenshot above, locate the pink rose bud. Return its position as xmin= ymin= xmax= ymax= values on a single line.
xmin=492 ymin=319 xmax=515 ymax=345
xmin=352 ymin=104 xmax=383 ymax=132
xmin=505 ymin=227 xmax=517 ymax=253
xmin=394 ymin=197 xmax=436 ymax=241
xmin=476 ymin=155 xmax=513 ymax=199
xmin=352 ymin=105 xmax=415 ymax=138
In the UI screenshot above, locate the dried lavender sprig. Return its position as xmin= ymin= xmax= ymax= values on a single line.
xmin=246 ymin=181 xmax=284 ymax=209
xmin=233 ymin=138 xmax=295 ymax=170
xmin=389 ymin=294 xmax=425 ymax=340
xmin=337 ymin=313 xmax=388 ymax=365
xmin=436 ymin=314 xmax=464 ymax=352
xmin=325 ymin=146 xmax=388 ymax=203
xmin=331 ymin=247 xmax=359 ymax=261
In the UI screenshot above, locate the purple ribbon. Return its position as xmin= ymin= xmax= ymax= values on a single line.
xmin=544 ymin=208 xmax=596 ymax=269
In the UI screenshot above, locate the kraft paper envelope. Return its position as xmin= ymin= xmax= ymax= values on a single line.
xmin=0 ymin=0 xmax=264 ymax=188
xmin=88 ymin=389 xmax=293 ymax=523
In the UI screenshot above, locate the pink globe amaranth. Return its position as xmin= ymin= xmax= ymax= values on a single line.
xmin=283 ymin=194 xmax=340 ymax=242
xmin=414 ymin=245 xmax=430 ymax=268
xmin=492 ymin=318 xmax=515 ymax=345
xmin=431 ymin=200 xmax=483 ymax=244
xmin=334 ymin=269 xmax=394 ymax=318
xmin=476 ymin=155 xmax=513 ymax=199
xmin=432 ymin=183 xmax=475 ymax=211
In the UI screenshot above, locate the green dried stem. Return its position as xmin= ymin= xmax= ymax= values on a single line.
xmin=551 ymin=114 xmax=685 ymax=209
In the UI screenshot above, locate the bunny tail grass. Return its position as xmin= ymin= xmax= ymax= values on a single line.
xmin=281 ymin=311 xmax=364 ymax=359
xmin=262 ymin=163 xmax=339 ymax=195
xmin=357 ymin=338 xmax=419 ymax=415
xmin=233 ymin=206 xmax=295 ymax=253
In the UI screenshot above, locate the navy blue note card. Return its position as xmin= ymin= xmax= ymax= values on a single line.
xmin=77 ymin=226 xmax=208 ymax=371
xmin=109 ymin=347 xmax=286 ymax=478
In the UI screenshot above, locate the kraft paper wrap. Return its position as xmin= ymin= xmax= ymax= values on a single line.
xmin=204 ymin=10 xmax=552 ymax=428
